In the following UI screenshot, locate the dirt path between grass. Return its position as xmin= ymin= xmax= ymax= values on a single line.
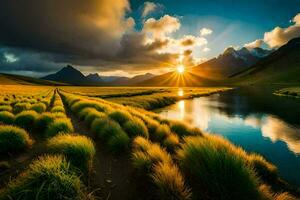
xmin=65 ymin=107 xmax=149 ymax=200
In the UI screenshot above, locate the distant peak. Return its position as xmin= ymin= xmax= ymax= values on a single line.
xmin=87 ymin=73 xmax=100 ymax=77
xmin=223 ymin=47 xmax=236 ymax=55
xmin=65 ymin=65 xmax=75 ymax=69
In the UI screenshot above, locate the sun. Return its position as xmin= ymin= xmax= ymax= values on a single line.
xmin=177 ymin=65 xmax=185 ymax=74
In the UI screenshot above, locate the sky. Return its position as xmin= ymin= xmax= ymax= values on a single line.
xmin=0 ymin=0 xmax=299 ymax=77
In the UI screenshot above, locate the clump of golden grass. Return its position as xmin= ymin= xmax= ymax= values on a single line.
xmin=123 ymin=117 xmax=149 ymax=138
xmin=151 ymin=162 xmax=191 ymax=200
xmin=132 ymin=136 xmax=191 ymax=199
xmin=0 ymin=125 xmax=32 ymax=153
xmin=45 ymin=118 xmax=74 ymax=138
xmin=177 ymin=135 xmax=260 ymax=200
xmin=0 ymin=111 xmax=15 ymax=125
xmin=15 ymin=110 xmax=39 ymax=130
xmin=0 ymin=155 xmax=90 ymax=200
xmin=30 ymin=103 xmax=47 ymax=113
xmin=0 ymin=105 xmax=12 ymax=112
xmin=248 ymin=154 xmax=278 ymax=181
xmin=47 ymin=134 xmax=96 ymax=172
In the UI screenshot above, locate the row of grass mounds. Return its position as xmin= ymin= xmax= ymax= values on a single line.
xmin=0 ymin=155 xmax=92 ymax=200
xmin=0 ymin=125 xmax=33 ymax=153
xmin=0 ymin=109 xmax=73 ymax=138
xmin=60 ymin=91 xmax=201 ymax=154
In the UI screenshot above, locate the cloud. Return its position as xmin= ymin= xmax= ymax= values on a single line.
xmin=179 ymin=35 xmax=207 ymax=47
xmin=202 ymin=47 xmax=211 ymax=52
xmin=142 ymin=2 xmax=157 ymax=17
xmin=263 ymin=13 xmax=300 ymax=48
xmin=244 ymin=39 xmax=264 ymax=48
xmin=0 ymin=1 xmax=207 ymax=75
xmin=200 ymin=28 xmax=213 ymax=36
xmin=143 ymin=15 xmax=181 ymax=39
xmin=262 ymin=116 xmax=300 ymax=154
xmin=0 ymin=0 xmax=134 ymax=57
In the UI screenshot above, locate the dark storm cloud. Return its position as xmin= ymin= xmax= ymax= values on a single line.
xmin=0 ymin=47 xmax=63 ymax=73
xmin=0 ymin=0 xmax=179 ymax=74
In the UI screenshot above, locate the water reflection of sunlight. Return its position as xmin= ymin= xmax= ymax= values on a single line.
xmin=178 ymin=100 xmax=185 ymax=119
xmin=262 ymin=116 xmax=300 ymax=154
xmin=178 ymin=89 xmax=184 ymax=97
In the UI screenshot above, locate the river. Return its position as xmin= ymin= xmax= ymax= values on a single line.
xmin=157 ymin=87 xmax=300 ymax=187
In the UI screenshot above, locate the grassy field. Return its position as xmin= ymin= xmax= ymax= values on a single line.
xmin=62 ymin=87 xmax=231 ymax=110
xmin=274 ymin=87 xmax=300 ymax=98
xmin=0 ymin=85 xmax=298 ymax=200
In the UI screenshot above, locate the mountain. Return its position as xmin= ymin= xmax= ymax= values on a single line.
xmin=100 ymin=76 xmax=128 ymax=83
xmin=43 ymin=65 xmax=100 ymax=85
xmin=43 ymin=66 xmax=155 ymax=86
xmin=86 ymin=73 xmax=103 ymax=83
xmin=87 ymin=73 xmax=155 ymax=85
xmin=141 ymin=46 xmax=272 ymax=86
xmin=112 ymin=73 xmax=155 ymax=85
xmin=230 ymin=37 xmax=300 ymax=84
xmin=191 ymin=47 xmax=272 ymax=79
xmin=0 ymin=73 xmax=67 ymax=85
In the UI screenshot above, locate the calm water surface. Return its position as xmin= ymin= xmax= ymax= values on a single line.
xmin=158 ymin=87 xmax=300 ymax=186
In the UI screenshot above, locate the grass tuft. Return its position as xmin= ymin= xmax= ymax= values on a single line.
xmin=0 ymin=105 xmax=13 ymax=112
xmin=0 ymin=125 xmax=32 ymax=153
xmin=0 ymin=111 xmax=15 ymax=125
xmin=155 ymin=124 xmax=171 ymax=141
xmin=170 ymin=121 xmax=202 ymax=137
xmin=177 ymin=135 xmax=260 ymax=200
xmin=151 ymin=162 xmax=191 ymax=200
xmin=47 ymin=134 xmax=95 ymax=172
xmin=108 ymin=110 xmax=132 ymax=125
xmin=0 ymin=155 xmax=90 ymax=200
xmin=84 ymin=109 xmax=106 ymax=128
xmin=51 ymin=106 xmax=65 ymax=113
xmin=45 ymin=118 xmax=74 ymax=138
xmin=123 ymin=117 xmax=149 ymax=138
xmin=15 ymin=110 xmax=39 ymax=129
xmin=248 ymin=154 xmax=278 ymax=181
xmin=30 ymin=103 xmax=47 ymax=113
xmin=13 ymin=103 xmax=30 ymax=113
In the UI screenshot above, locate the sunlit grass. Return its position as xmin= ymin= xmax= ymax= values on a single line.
xmin=0 ymin=105 xmax=12 ymax=112
xmin=0 ymin=111 xmax=15 ymax=125
xmin=45 ymin=118 xmax=74 ymax=137
xmin=15 ymin=110 xmax=39 ymax=130
xmin=151 ymin=162 xmax=191 ymax=200
xmin=0 ymin=125 xmax=32 ymax=153
xmin=177 ymin=135 xmax=260 ymax=200
xmin=0 ymin=155 xmax=90 ymax=200
xmin=47 ymin=134 xmax=96 ymax=172
xmin=30 ymin=103 xmax=47 ymax=113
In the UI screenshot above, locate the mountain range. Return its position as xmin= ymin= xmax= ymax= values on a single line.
xmin=230 ymin=37 xmax=300 ymax=84
xmin=42 ymin=65 xmax=155 ymax=85
xmin=5 ymin=37 xmax=299 ymax=86
xmin=190 ymin=46 xmax=273 ymax=79
xmin=141 ymin=46 xmax=274 ymax=86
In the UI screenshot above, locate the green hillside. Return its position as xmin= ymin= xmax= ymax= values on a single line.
xmin=0 ymin=73 xmax=68 ymax=85
xmin=230 ymin=37 xmax=300 ymax=85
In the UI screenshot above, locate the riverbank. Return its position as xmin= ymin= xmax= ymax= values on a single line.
xmin=107 ymin=87 xmax=231 ymax=110
xmin=274 ymin=87 xmax=300 ymax=98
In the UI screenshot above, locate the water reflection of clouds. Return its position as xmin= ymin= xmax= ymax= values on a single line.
xmin=160 ymin=97 xmax=300 ymax=155
xmin=261 ymin=116 xmax=300 ymax=154
xmin=244 ymin=115 xmax=263 ymax=129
